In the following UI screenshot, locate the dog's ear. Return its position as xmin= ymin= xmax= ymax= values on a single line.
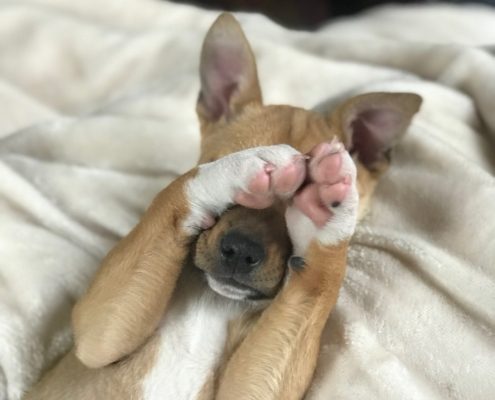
xmin=197 ymin=13 xmax=262 ymax=127
xmin=329 ymin=92 xmax=422 ymax=170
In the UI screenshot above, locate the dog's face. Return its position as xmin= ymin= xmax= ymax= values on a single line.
xmin=192 ymin=14 xmax=422 ymax=301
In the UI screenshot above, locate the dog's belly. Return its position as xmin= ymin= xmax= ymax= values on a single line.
xmin=141 ymin=268 xmax=246 ymax=400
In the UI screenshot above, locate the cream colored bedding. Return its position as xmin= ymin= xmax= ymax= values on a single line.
xmin=0 ymin=1 xmax=494 ymax=398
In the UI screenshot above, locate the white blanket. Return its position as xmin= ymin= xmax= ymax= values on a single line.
xmin=0 ymin=1 xmax=494 ymax=399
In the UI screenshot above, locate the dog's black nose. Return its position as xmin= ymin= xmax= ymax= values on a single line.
xmin=220 ymin=231 xmax=265 ymax=273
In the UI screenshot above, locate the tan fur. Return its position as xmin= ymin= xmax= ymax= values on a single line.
xmin=25 ymin=13 xmax=421 ymax=400
xmin=72 ymin=171 xmax=200 ymax=369
xmin=216 ymin=241 xmax=350 ymax=400
xmin=24 ymin=336 xmax=161 ymax=400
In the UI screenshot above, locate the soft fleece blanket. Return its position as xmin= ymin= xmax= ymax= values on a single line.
xmin=0 ymin=1 xmax=494 ymax=399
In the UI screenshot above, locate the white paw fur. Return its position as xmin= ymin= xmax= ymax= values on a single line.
xmin=285 ymin=151 xmax=358 ymax=256
xmin=183 ymin=145 xmax=301 ymax=234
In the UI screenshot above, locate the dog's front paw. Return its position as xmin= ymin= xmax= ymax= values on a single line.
xmin=184 ymin=145 xmax=306 ymax=233
xmin=285 ymin=140 xmax=358 ymax=256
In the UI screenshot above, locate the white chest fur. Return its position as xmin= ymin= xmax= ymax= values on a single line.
xmin=141 ymin=268 xmax=247 ymax=400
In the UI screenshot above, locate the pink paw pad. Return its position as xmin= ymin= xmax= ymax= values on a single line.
xmin=293 ymin=140 xmax=352 ymax=228
xmin=234 ymin=155 xmax=307 ymax=209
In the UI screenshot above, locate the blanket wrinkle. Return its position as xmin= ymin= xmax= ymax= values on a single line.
xmin=0 ymin=161 xmax=113 ymax=259
xmin=2 ymin=154 xmax=169 ymax=246
xmin=351 ymin=231 xmax=495 ymax=335
xmin=292 ymin=39 xmax=495 ymax=138
xmin=314 ymin=301 xmax=442 ymax=400
xmin=388 ymin=237 xmax=493 ymax=327
xmin=0 ymin=1 xmax=494 ymax=399
xmin=7 ymin=156 xmax=126 ymax=243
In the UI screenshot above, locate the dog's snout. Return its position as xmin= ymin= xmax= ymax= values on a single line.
xmin=220 ymin=231 xmax=265 ymax=273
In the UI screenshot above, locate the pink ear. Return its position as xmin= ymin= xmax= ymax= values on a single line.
xmin=337 ymin=93 xmax=422 ymax=168
xmin=198 ymin=13 xmax=262 ymax=122
xmin=351 ymin=108 xmax=405 ymax=166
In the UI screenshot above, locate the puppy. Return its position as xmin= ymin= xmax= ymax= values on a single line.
xmin=25 ymin=13 xmax=421 ymax=400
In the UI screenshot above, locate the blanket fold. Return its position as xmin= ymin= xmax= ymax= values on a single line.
xmin=0 ymin=1 xmax=494 ymax=399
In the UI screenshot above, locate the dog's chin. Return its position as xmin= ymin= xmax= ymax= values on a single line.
xmin=205 ymin=274 xmax=269 ymax=302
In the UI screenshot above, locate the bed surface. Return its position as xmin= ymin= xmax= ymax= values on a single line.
xmin=0 ymin=0 xmax=494 ymax=398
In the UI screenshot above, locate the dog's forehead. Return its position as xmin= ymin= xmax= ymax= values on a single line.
xmin=215 ymin=105 xmax=295 ymax=142
xmin=214 ymin=205 xmax=287 ymax=235
xmin=200 ymin=104 xmax=335 ymax=162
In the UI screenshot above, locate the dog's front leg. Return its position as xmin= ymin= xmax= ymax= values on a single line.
xmin=73 ymin=145 xmax=306 ymax=369
xmin=217 ymin=142 xmax=358 ymax=400
xmin=72 ymin=170 xmax=200 ymax=368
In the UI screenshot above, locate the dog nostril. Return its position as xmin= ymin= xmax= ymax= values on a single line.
xmin=221 ymin=245 xmax=235 ymax=259
xmin=245 ymin=255 xmax=261 ymax=266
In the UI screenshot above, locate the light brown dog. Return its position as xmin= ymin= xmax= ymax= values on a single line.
xmin=25 ymin=13 xmax=421 ymax=400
